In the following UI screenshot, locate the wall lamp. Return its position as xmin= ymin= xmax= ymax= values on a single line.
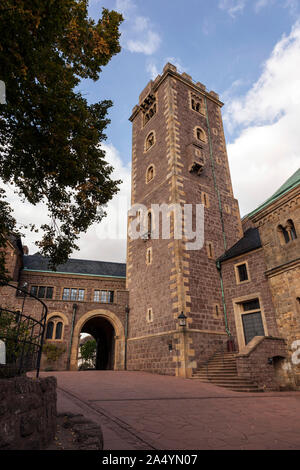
xmin=178 ymin=311 xmax=187 ymax=327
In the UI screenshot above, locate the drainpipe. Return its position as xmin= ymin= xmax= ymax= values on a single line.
xmin=124 ymin=305 xmax=130 ymax=370
xmin=216 ymin=261 xmax=231 ymax=337
xmin=67 ymin=303 xmax=78 ymax=370
xmin=204 ymin=96 xmax=231 ymax=338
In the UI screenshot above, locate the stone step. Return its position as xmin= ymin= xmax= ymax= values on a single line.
xmin=209 ymin=361 xmax=236 ymax=366
xmin=197 ymin=366 xmax=237 ymax=372
xmin=192 ymin=353 xmax=262 ymax=392
xmin=191 ymin=378 xmax=263 ymax=392
xmin=193 ymin=373 xmax=239 ymax=379
xmin=202 ymin=362 xmax=237 ymax=367
xmin=193 ymin=376 xmax=252 ymax=384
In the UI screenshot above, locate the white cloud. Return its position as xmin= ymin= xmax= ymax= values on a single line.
xmin=146 ymin=61 xmax=159 ymax=80
xmin=218 ymin=0 xmax=247 ymax=17
xmin=115 ymin=0 xmax=135 ymax=15
xmin=284 ymin=0 xmax=299 ymax=15
xmin=127 ymin=30 xmax=161 ymax=55
xmin=164 ymin=57 xmax=187 ymax=74
xmin=254 ymin=0 xmax=274 ymax=12
xmin=254 ymin=0 xmax=299 ymax=14
xmin=223 ymin=22 xmax=300 ymax=216
xmin=4 ymin=144 xmax=131 ymax=263
xmin=116 ymin=0 xmax=161 ymax=56
xmin=145 ymin=57 xmax=187 ymax=80
xmin=75 ymin=144 xmax=131 ymax=262
xmin=219 ymin=0 xmax=299 ymax=16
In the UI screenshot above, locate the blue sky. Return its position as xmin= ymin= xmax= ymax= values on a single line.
xmin=81 ymin=0 xmax=299 ymax=161
xmin=9 ymin=0 xmax=300 ymax=262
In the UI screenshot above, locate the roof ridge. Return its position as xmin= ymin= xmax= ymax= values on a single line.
xmin=29 ymin=253 xmax=126 ymax=265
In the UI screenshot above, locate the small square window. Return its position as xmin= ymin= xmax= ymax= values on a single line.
xmin=235 ymin=262 xmax=250 ymax=284
xmin=237 ymin=264 xmax=248 ymax=282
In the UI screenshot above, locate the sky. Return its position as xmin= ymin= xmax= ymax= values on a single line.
xmin=6 ymin=0 xmax=300 ymax=263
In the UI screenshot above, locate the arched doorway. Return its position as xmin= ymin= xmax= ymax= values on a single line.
xmin=80 ymin=316 xmax=115 ymax=370
xmin=70 ymin=309 xmax=125 ymax=371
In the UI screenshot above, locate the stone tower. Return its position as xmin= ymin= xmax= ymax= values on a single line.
xmin=126 ymin=63 xmax=243 ymax=377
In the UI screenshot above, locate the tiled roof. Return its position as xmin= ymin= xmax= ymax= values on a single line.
xmin=218 ymin=228 xmax=262 ymax=263
xmin=23 ymin=254 xmax=126 ymax=278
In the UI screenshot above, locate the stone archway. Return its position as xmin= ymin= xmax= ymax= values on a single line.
xmin=70 ymin=309 xmax=125 ymax=371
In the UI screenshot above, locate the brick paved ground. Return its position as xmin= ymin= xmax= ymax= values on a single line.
xmin=40 ymin=371 xmax=300 ymax=450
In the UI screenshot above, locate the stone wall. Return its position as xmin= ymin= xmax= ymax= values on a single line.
xmin=127 ymin=63 xmax=243 ymax=377
xmin=220 ymin=248 xmax=279 ymax=351
xmin=0 ymin=376 xmax=57 ymax=450
xmin=0 ymin=270 xmax=128 ymax=372
xmin=236 ymin=336 xmax=294 ymax=391
xmin=251 ymin=184 xmax=300 ymax=386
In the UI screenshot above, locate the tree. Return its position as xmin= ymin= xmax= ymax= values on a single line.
xmin=0 ymin=0 xmax=123 ymax=278
xmin=80 ymin=338 xmax=97 ymax=367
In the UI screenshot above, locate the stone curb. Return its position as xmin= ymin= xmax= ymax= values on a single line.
xmin=58 ymin=413 xmax=104 ymax=450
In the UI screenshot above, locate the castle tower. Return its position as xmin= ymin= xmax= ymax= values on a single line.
xmin=126 ymin=63 xmax=243 ymax=377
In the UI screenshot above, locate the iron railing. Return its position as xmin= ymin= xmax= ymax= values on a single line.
xmin=0 ymin=282 xmax=48 ymax=378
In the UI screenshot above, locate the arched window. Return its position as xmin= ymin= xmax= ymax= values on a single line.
xmin=278 ymin=221 xmax=297 ymax=245
xmin=45 ymin=317 xmax=64 ymax=340
xmin=46 ymin=321 xmax=54 ymax=339
xmin=194 ymin=126 xmax=206 ymax=142
xmin=146 ymin=165 xmax=154 ymax=183
xmin=55 ymin=322 xmax=63 ymax=340
xmin=190 ymin=93 xmax=205 ymax=115
xmin=287 ymin=220 xmax=297 ymax=240
xmin=145 ymin=131 xmax=155 ymax=151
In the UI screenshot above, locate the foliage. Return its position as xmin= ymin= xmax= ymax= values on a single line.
xmin=0 ymin=1 xmax=123 ymax=273
xmin=0 ymin=191 xmax=18 ymax=281
xmin=80 ymin=338 xmax=97 ymax=364
xmin=43 ymin=343 xmax=66 ymax=363
xmin=79 ymin=361 xmax=94 ymax=371
xmin=0 ymin=308 xmax=36 ymax=371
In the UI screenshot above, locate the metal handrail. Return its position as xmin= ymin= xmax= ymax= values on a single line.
xmin=0 ymin=282 xmax=48 ymax=378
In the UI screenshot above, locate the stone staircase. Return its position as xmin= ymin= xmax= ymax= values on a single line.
xmin=191 ymin=352 xmax=264 ymax=392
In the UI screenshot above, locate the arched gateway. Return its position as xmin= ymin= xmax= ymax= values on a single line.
xmin=70 ymin=309 xmax=125 ymax=371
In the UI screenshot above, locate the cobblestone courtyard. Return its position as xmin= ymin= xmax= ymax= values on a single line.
xmin=41 ymin=371 xmax=300 ymax=450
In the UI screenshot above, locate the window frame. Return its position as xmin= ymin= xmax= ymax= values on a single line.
xmin=93 ymin=289 xmax=114 ymax=304
xmin=233 ymin=294 xmax=268 ymax=350
xmin=234 ymin=261 xmax=250 ymax=285
xmin=30 ymin=285 xmax=54 ymax=299
xmin=45 ymin=317 xmax=64 ymax=342
xmin=62 ymin=287 xmax=85 ymax=302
